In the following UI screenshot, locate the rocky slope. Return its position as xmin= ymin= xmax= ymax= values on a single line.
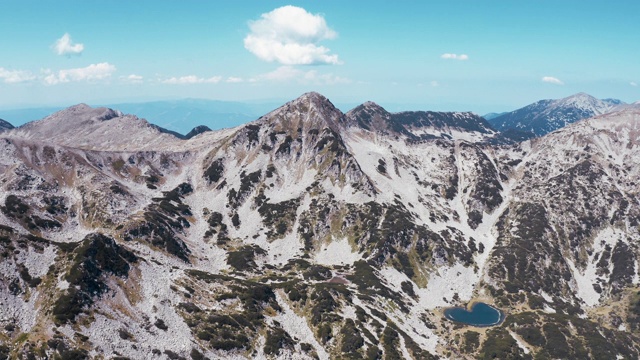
xmin=346 ymin=101 xmax=495 ymax=142
xmin=6 ymin=104 xmax=186 ymax=151
xmin=488 ymin=92 xmax=625 ymax=137
xmin=1 ymin=93 xmax=640 ymax=359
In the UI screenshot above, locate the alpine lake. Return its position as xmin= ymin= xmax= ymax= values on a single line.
xmin=444 ymin=302 xmax=505 ymax=327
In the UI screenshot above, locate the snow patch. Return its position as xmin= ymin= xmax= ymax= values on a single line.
xmin=315 ymin=237 xmax=361 ymax=266
xmin=539 ymin=290 xmax=553 ymax=303
xmin=379 ymin=266 xmax=410 ymax=293
xmin=16 ymin=244 xmax=57 ymax=277
xmin=57 ymin=279 xmax=69 ymax=290
xmin=418 ymin=263 xmax=478 ymax=309
xmin=567 ymin=227 xmax=624 ymax=307
xmin=509 ymin=330 xmax=531 ymax=354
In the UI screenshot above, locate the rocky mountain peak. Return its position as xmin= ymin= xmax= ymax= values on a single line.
xmin=556 ymin=92 xmax=606 ymax=110
xmin=344 ymin=101 xmax=392 ymax=132
xmin=3 ymin=104 xmax=182 ymax=151
xmin=282 ymin=91 xmax=339 ymax=117
xmin=257 ymin=91 xmax=345 ymax=134
xmin=185 ymin=125 xmax=212 ymax=139
xmin=14 ymin=104 xmax=124 ymax=134
xmin=566 ymin=92 xmax=592 ymax=99
xmin=293 ymin=91 xmax=340 ymax=115
xmin=50 ymin=104 xmax=123 ymax=123
xmin=361 ymin=101 xmax=387 ymax=111
xmin=297 ymin=91 xmax=329 ymax=103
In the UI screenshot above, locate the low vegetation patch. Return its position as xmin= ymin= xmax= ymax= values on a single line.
xmin=124 ymin=183 xmax=193 ymax=261
xmin=52 ymin=233 xmax=138 ymax=325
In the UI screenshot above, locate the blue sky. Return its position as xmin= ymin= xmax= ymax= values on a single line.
xmin=1 ymin=0 xmax=639 ymax=113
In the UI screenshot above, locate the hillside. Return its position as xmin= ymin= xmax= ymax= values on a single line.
xmin=1 ymin=93 xmax=639 ymax=359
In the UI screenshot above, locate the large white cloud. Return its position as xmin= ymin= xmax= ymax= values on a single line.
xmin=441 ymin=53 xmax=469 ymax=60
xmin=43 ymin=62 xmax=116 ymax=85
xmin=0 ymin=67 xmax=36 ymax=83
xmin=541 ymin=76 xmax=564 ymax=85
xmin=161 ymin=75 xmax=222 ymax=84
xmin=244 ymin=6 xmax=340 ymax=65
xmin=53 ymin=33 xmax=84 ymax=56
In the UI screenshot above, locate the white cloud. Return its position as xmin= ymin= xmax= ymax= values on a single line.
xmin=226 ymin=77 xmax=243 ymax=83
xmin=244 ymin=6 xmax=340 ymax=65
xmin=303 ymin=69 xmax=350 ymax=85
xmin=257 ymin=66 xmax=302 ymax=81
xmin=541 ymin=76 xmax=564 ymax=85
xmin=441 ymin=53 xmax=469 ymax=60
xmin=53 ymin=33 xmax=84 ymax=56
xmin=161 ymin=75 xmax=222 ymax=84
xmin=252 ymin=66 xmax=350 ymax=85
xmin=631 ymin=81 xmax=638 ymax=87
xmin=43 ymin=62 xmax=116 ymax=85
xmin=430 ymin=80 xmax=439 ymax=87
xmin=0 ymin=67 xmax=36 ymax=83
xmin=121 ymin=74 xmax=143 ymax=84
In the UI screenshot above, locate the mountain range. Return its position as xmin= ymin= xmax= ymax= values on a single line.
xmin=3 ymin=92 xmax=637 ymax=140
xmin=0 ymin=99 xmax=282 ymax=136
xmin=480 ymin=112 xmax=506 ymax=121
xmin=1 ymin=92 xmax=640 ymax=359
xmin=486 ymin=92 xmax=635 ymax=137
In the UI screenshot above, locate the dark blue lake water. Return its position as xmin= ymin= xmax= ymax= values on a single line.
xmin=444 ymin=302 xmax=504 ymax=327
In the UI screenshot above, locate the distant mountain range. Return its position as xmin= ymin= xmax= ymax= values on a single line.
xmin=0 ymin=118 xmax=13 ymax=131
xmin=3 ymin=93 xmax=639 ymax=139
xmin=481 ymin=112 xmax=507 ymax=120
xmin=0 ymin=99 xmax=282 ymax=136
xmin=486 ymin=92 xmax=632 ymax=136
